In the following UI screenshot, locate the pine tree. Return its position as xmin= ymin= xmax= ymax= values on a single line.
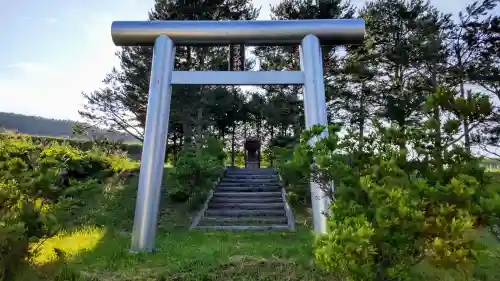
xmin=357 ymin=0 xmax=446 ymax=152
xmin=80 ymin=0 xmax=259 ymax=147
xmin=446 ymin=0 xmax=500 ymax=152
xmin=464 ymin=0 xmax=500 ymax=154
xmin=253 ymin=0 xmax=355 ymax=154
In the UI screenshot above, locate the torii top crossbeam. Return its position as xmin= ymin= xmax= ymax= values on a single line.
xmin=111 ymin=19 xmax=365 ymax=46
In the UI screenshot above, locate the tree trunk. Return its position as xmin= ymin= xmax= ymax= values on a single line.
xmin=257 ymin=119 xmax=262 ymax=168
xmin=194 ymin=52 xmax=207 ymax=152
xmin=231 ymin=123 xmax=236 ymax=167
xmin=183 ymin=47 xmax=194 ymax=146
xmin=457 ymin=50 xmax=471 ymax=153
xmin=460 ymin=81 xmax=471 ymax=152
xmin=182 ymin=123 xmax=192 ymax=146
xmin=243 ymin=122 xmax=248 ymax=167
xmin=358 ymin=83 xmax=367 ymax=153
xmin=195 ymin=107 xmax=203 ymax=149
xmin=394 ymin=18 xmax=407 ymax=153
xmin=270 ymin=125 xmax=275 ymax=167
xmin=173 ymin=136 xmax=178 ymax=163
xmin=395 ymin=62 xmax=407 ymax=152
xmin=431 ymin=60 xmax=443 ymax=172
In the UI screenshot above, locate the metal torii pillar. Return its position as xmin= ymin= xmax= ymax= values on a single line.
xmin=110 ymin=19 xmax=365 ymax=252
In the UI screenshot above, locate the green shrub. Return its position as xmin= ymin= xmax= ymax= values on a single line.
xmin=268 ymin=135 xmax=309 ymax=205
xmin=0 ymin=135 xmax=134 ymax=280
xmin=272 ymin=145 xmax=310 ymax=205
xmin=225 ymin=151 xmax=246 ymax=167
xmin=201 ymin=136 xmax=226 ymax=163
xmin=0 ymin=132 xmax=143 ymax=160
xmin=284 ymin=124 xmax=500 ymax=281
xmin=167 ymin=137 xmax=225 ymax=208
xmin=0 ymin=179 xmax=56 ymax=280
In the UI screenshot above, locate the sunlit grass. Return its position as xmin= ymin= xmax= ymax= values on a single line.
xmin=15 ymin=171 xmax=500 ymax=281
xmin=32 ymin=226 xmax=106 ymax=264
xmin=21 ymin=206 xmax=500 ymax=281
xmin=19 ymin=210 xmax=334 ymax=281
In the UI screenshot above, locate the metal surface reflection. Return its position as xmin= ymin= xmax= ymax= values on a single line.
xmin=123 ymin=18 xmax=366 ymax=253
xmin=111 ymin=19 xmax=365 ymax=46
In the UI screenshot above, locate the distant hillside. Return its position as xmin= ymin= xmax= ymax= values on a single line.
xmin=0 ymin=111 xmax=138 ymax=142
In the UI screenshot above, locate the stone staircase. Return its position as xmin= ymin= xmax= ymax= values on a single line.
xmin=191 ymin=167 xmax=295 ymax=231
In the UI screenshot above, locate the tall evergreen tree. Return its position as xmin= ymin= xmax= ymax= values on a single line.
xmin=335 ymin=37 xmax=378 ymax=151
xmin=358 ymin=0 xmax=446 ymax=151
xmin=447 ymin=0 xmax=500 ymax=152
xmin=465 ymin=0 xmax=500 ymax=154
xmin=80 ymin=0 xmax=259 ymax=148
xmin=253 ymin=0 xmax=355 ymax=153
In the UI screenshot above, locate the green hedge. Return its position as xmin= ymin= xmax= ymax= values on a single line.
xmin=0 ymin=133 xmax=143 ymax=160
xmin=279 ymin=124 xmax=500 ymax=281
xmin=167 ymin=137 xmax=226 ymax=208
xmin=0 ymin=135 xmax=135 ymax=280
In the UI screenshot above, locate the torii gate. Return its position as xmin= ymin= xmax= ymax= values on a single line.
xmin=110 ymin=19 xmax=365 ymax=252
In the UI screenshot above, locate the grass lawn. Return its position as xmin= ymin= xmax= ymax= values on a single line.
xmin=14 ymin=173 xmax=500 ymax=281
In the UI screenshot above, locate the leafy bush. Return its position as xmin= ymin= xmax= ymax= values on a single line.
xmin=264 ymin=135 xmax=299 ymax=168
xmin=0 ymin=132 xmax=143 ymax=160
xmin=0 ymin=135 xmax=134 ymax=280
xmin=270 ymin=134 xmax=310 ymax=205
xmin=273 ymin=146 xmax=310 ymax=205
xmin=283 ymin=124 xmax=500 ymax=281
xmin=269 ymin=135 xmax=299 ymax=149
xmin=167 ymin=137 xmax=225 ymax=207
xmin=224 ymin=151 xmax=246 ymax=167
xmin=201 ymin=136 xmax=226 ymax=163
xmin=0 ymin=179 xmax=55 ymax=280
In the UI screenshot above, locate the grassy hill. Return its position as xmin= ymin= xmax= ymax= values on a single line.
xmin=0 ymin=111 xmax=138 ymax=142
xmin=1 ymin=131 xmax=499 ymax=281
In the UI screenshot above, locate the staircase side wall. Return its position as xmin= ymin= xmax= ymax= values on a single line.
xmin=281 ymin=187 xmax=296 ymax=231
xmin=275 ymin=168 xmax=296 ymax=230
xmin=189 ymin=166 xmax=228 ymax=229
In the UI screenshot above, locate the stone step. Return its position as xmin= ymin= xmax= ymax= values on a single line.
xmin=225 ymin=173 xmax=276 ymax=176
xmin=206 ymin=209 xmax=285 ymax=217
xmin=226 ymin=172 xmax=277 ymax=177
xmin=224 ymin=175 xmax=278 ymax=180
xmin=224 ymin=179 xmax=277 ymax=182
xmin=222 ymin=176 xmax=278 ymax=180
xmin=213 ymin=191 xmax=282 ymax=197
xmin=209 ymin=202 xmax=284 ymax=209
xmin=226 ymin=173 xmax=276 ymax=177
xmin=221 ymin=178 xmax=278 ymax=183
xmin=196 ymin=225 xmax=290 ymax=231
xmin=211 ymin=197 xmax=283 ymax=203
xmin=218 ymin=182 xmax=280 ymax=187
xmin=217 ymin=186 xmax=280 ymax=192
xmin=201 ymin=216 xmax=288 ymax=224
xmin=219 ymin=182 xmax=279 ymax=187
xmin=226 ymin=168 xmax=276 ymax=175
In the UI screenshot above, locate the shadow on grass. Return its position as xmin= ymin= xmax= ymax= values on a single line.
xmin=16 ymin=167 xmax=500 ymax=281
xmin=18 ymin=168 xmax=338 ymax=281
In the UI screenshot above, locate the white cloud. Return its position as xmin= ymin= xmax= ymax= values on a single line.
xmin=0 ymin=56 xmax=113 ymax=120
xmin=8 ymin=62 xmax=49 ymax=74
xmin=1 ymin=0 xmax=281 ymax=121
xmin=0 ymin=13 xmax=122 ymax=120
xmin=3 ymin=0 xmax=493 ymax=123
xmin=0 ymin=0 xmax=153 ymax=121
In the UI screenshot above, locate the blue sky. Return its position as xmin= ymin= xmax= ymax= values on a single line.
xmin=0 ymin=0 xmax=483 ymax=121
